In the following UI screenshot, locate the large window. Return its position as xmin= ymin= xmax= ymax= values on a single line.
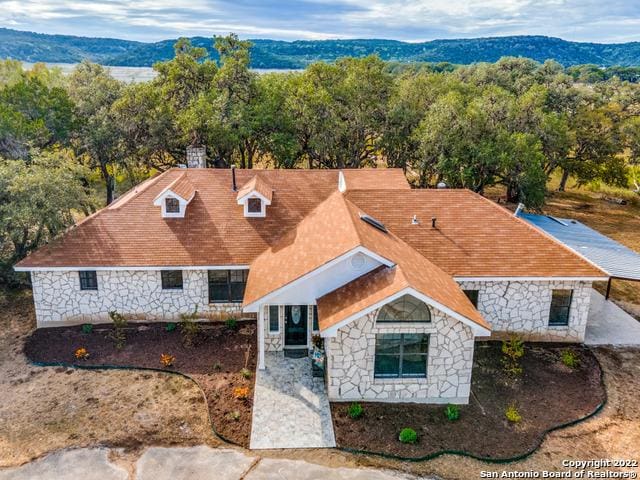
xmin=161 ymin=270 xmax=183 ymax=290
xmin=464 ymin=289 xmax=479 ymax=308
xmin=374 ymin=334 xmax=429 ymax=378
xmin=549 ymin=289 xmax=573 ymax=326
xmin=208 ymin=269 xmax=248 ymax=303
xmin=79 ymin=271 xmax=98 ymax=290
xmin=269 ymin=305 xmax=279 ymax=333
xmin=377 ymin=295 xmax=431 ymax=323
xmin=165 ymin=197 xmax=180 ymax=213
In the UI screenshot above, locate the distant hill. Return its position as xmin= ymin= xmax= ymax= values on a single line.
xmin=2 ymin=28 xmax=640 ymax=68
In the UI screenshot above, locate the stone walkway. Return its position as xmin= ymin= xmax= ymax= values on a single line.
xmin=250 ymin=352 xmax=336 ymax=449
xmin=0 ymin=446 xmax=423 ymax=480
xmin=586 ymin=289 xmax=640 ymax=346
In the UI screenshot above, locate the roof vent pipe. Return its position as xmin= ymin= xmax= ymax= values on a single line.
xmin=231 ymin=165 xmax=237 ymax=192
xmin=411 ymin=215 xmax=419 ymax=225
xmin=431 ymin=217 xmax=437 ymax=228
xmin=514 ymin=203 xmax=525 ymax=217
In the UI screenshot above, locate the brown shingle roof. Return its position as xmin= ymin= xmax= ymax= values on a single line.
xmin=236 ymin=175 xmax=273 ymax=203
xmin=341 ymin=168 xmax=411 ymax=190
xmin=166 ymin=172 xmax=197 ymax=202
xmin=16 ymin=168 xmax=408 ymax=269
xmin=244 ymin=191 xmax=489 ymax=332
xmin=346 ymin=189 xmax=605 ymax=278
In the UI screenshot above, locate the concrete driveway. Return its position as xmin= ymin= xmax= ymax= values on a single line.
xmin=585 ymin=290 xmax=640 ymax=346
xmin=0 ymin=446 xmax=422 ymax=480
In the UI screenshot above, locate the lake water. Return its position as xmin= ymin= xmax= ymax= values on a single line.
xmin=21 ymin=62 xmax=299 ymax=83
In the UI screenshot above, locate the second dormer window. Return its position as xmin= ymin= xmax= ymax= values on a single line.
xmin=165 ymin=197 xmax=180 ymax=213
xmin=247 ymin=197 xmax=262 ymax=214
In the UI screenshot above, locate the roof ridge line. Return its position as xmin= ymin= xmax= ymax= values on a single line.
xmin=469 ymin=191 xmax=606 ymax=276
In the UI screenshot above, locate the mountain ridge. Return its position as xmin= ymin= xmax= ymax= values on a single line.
xmin=2 ymin=27 xmax=640 ymax=68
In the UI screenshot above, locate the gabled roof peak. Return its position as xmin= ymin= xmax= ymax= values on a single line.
xmin=236 ymin=175 xmax=273 ymax=203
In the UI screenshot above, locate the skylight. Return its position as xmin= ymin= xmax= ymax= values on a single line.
xmin=360 ymin=213 xmax=387 ymax=233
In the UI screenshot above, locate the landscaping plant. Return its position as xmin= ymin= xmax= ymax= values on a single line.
xmin=165 ymin=322 xmax=177 ymax=332
xmin=444 ymin=403 xmax=460 ymax=421
xmin=505 ymin=402 xmax=522 ymax=423
xmin=74 ymin=347 xmax=89 ymax=360
xmin=212 ymin=361 xmax=222 ymax=371
xmin=225 ymin=317 xmax=238 ymax=331
xmin=81 ymin=323 xmax=93 ymax=334
xmin=179 ymin=307 xmax=201 ymax=347
xmin=347 ymin=402 xmax=364 ymax=419
xmin=561 ymin=349 xmax=580 ymax=369
xmin=233 ymin=386 xmax=250 ymax=400
xmin=160 ymin=353 xmax=175 ymax=367
xmin=227 ymin=411 xmax=241 ymax=421
xmin=501 ymin=335 xmax=525 ymax=376
xmin=240 ymin=367 xmax=252 ymax=379
xmin=108 ymin=310 xmax=127 ymax=349
xmin=398 ymin=428 xmax=418 ymax=444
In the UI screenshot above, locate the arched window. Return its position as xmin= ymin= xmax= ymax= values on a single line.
xmin=377 ymin=295 xmax=431 ymax=323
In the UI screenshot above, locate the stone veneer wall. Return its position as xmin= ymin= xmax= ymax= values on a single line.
xmin=326 ymin=308 xmax=475 ymax=404
xmin=31 ymin=270 xmax=242 ymax=326
xmin=457 ymin=280 xmax=592 ymax=342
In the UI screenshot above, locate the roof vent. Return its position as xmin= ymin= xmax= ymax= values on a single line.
xmin=360 ymin=213 xmax=387 ymax=233
xmin=514 ymin=202 xmax=525 ymax=217
xmin=411 ymin=215 xmax=419 ymax=225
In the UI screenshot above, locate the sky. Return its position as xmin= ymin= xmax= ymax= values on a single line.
xmin=1 ymin=0 xmax=640 ymax=44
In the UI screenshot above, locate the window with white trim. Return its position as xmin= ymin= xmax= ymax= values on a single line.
xmin=549 ymin=289 xmax=572 ymax=326
xmin=165 ymin=197 xmax=180 ymax=213
xmin=247 ymin=197 xmax=262 ymax=213
xmin=377 ymin=295 xmax=431 ymax=323
xmin=374 ymin=333 xmax=429 ymax=378
xmin=269 ymin=305 xmax=279 ymax=333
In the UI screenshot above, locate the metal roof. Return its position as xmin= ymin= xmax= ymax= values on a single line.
xmin=520 ymin=213 xmax=640 ymax=281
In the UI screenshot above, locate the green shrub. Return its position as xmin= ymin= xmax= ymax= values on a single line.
xmin=347 ymin=402 xmax=363 ymax=419
xmin=165 ymin=322 xmax=177 ymax=332
xmin=398 ymin=428 xmax=418 ymax=444
xmin=108 ymin=311 xmax=127 ymax=349
xmin=501 ymin=335 xmax=525 ymax=376
xmin=561 ymin=349 xmax=580 ymax=369
xmin=225 ymin=317 xmax=238 ymax=331
xmin=505 ymin=403 xmax=522 ymax=423
xmin=240 ymin=367 xmax=252 ymax=379
xmin=180 ymin=307 xmax=201 ymax=348
xmin=212 ymin=361 xmax=222 ymax=371
xmin=444 ymin=404 xmax=460 ymax=421
xmin=81 ymin=323 xmax=93 ymax=334
xmin=226 ymin=410 xmax=240 ymax=421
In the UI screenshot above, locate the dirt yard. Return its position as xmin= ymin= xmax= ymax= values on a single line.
xmin=24 ymin=319 xmax=257 ymax=446
xmin=0 ymin=290 xmax=216 ymax=467
xmin=332 ymin=342 xmax=604 ymax=460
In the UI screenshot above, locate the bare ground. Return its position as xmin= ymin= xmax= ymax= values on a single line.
xmin=0 ymin=290 xmax=216 ymax=467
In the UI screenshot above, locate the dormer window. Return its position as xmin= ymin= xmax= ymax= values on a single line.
xmin=165 ymin=197 xmax=180 ymax=213
xmin=247 ymin=197 xmax=262 ymax=214
xmin=153 ymin=172 xmax=196 ymax=219
xmin=236 ymin=175 xmax=272 ymax=218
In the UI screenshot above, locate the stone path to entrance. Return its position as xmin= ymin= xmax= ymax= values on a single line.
xmin=586 ymin=289 xmax=640 ymax=346
xmin=250 ymin=352 xmax=336 ymax=449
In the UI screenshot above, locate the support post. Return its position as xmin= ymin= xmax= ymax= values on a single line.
xmin=605 ymin=278 xmax=612 ymax=300
xmin=258 ymin=304 xmax=265 ymax=370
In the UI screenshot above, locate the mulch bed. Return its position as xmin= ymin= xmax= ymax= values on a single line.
xmin=24 ymin=321 xmax=257 ymax=447
xmin=331 ymin=342 xmax=605 ymax=460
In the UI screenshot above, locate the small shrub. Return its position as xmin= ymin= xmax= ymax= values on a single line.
xmin=240 ymin=367 xmax=252 ymax=379
xmin=81 ymin=323 xmax=93 ymax=334
xmin=444 ymin=404 xmax=460 ymax=422
xmin=233 ymin=386 xmax=250 ymax=400
xmin=75 ymin=347 xmax=89 ymax=360
xmin=108 ymin=310 xmax=127 ymax=349
xmin=165 ymin=322 xmax=177 ymax=332
xmin=160 ymin=353 xmax=175 ymax=367
xmin=180 ymin=307 xmax=201 ymax=348
xmin=505 ymin=403 xmax=522 ymax=423
xmin=212 ymin=361 xmax=222 ymax=371
xmin=398 ymin=428 xmax=418 ymax=444
xmin=347 ymin=402 xmax=363 ymax=419
xmin=561 ymin=349 xmax=580 ymax=369
xmin=225 ymin=317 xmax=238 ymax=331
xmin=226 ymin=410 xmax=241 ymax=421
xmin=501 ymin=335 xmax=525 ymax=376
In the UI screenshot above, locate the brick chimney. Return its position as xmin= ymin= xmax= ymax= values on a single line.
xmin=186 ymin=145 xmax=207 ymax=168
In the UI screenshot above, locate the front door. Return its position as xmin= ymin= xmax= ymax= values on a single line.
xmin=284 ymin=305 xmax=308 ymax=347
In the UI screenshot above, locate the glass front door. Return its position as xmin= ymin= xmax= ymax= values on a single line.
xmin=284 ymin=305 xmax=308 ymax=347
